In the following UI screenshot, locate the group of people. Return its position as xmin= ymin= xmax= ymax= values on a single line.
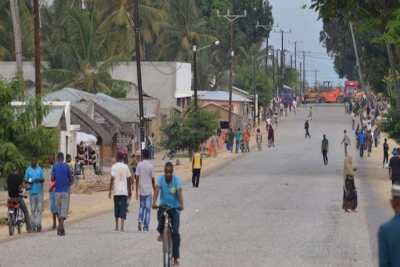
xmin=108 ymin=150 xmax=184 ymax=266
xmin=5 ymin=153 xmax=74 ymax=236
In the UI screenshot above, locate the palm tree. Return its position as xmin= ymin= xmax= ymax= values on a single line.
xmin=42 ymin=7 xmax=135 ymax=94
xmin=0 ymin=0 xmax=34 ymax=62
xmin=156 ymin=0 xmax=217 ymax=62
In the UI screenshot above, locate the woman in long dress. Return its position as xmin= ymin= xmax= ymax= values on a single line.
xmin=342 ymin=156 xmax=358 ymax=212
xmin=268 ymin=125 xmax=275 ymax=147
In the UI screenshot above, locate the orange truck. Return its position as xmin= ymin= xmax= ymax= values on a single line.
xmin=319 ymin=87 xmax=345 ymax=103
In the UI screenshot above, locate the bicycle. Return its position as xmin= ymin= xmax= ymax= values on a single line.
xmin=156 ymin=205 xmax=176 ymax=267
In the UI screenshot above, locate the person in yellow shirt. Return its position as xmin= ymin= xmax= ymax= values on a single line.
xmin=66 ymin=154 xmax=75 ymax=177
xmin=192 ymin=149 xmax=202 ymax=188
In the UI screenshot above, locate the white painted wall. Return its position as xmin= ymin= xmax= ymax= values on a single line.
xmin=0 ymin=61 xmax=192 ymax=114
xmin=111 ymin=62 xmax=191 ymax=110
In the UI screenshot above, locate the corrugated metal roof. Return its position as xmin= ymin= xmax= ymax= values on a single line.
xmin=43 ymin=108 xmax=64 ymax=128
xmin=44 ymin=89 xmax=159 ymax=122
xmin=43 ymin=89 xmax=83 ymax=103
xmin=198 ymin=91 xmax=252 ymax=102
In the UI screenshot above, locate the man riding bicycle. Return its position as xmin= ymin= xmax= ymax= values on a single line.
xmin=152 ymin=162 xmax=184 ymax=266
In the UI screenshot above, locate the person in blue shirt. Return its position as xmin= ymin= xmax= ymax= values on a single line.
xmin=358 ymin=130 xmax=366 ymax=158
xmin=378 ymin=183 xmax=400 ymax=267
xmin=51 ymin=152 xmax=72 ymax=236
xmin=152 ymin=162 xmax=184 ymax=267
xmin=24 ymin=156 xmax=45 ymax=232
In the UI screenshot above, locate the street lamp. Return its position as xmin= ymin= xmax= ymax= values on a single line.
xmin=193 ymin=39 xmax=220 ymax=109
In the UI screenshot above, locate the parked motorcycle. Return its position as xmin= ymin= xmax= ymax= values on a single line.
xmin=162 ymin=148 xmax=177 ymax=160
xmin=6 ymin=188 xmax=29 ymax=236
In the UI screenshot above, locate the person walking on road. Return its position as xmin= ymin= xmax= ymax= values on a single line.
xmin=374 ymin=127 xmax=380 ymax=148
xmin=358 ymin=130 xmax=366 ymax=158
xmin=342 ymin=156 xmax=358 ymax=213
xmin=235 ymin=128 xmax=242 ymax=153
xmin=350 ymin=111 xmax=355 ymax=130
xmin=51 ymin=152 xmax=72 ymax=236
xmin=304 ymin=118 xmax=311 ymax=138
xmin=268 ymin=124 xmax=275 ymax=147
xmin=228 ymin=129 xmax=235 ymax=152
xmin=355 ymin=124 xmax=361 ymax=150
xmin=135 ymin=149 xmax=155 ymax=232
xmin=152 ymin=162 xmax=184 ymax=267
xmin=378 ymin=183 xmax=400 ymax=267
xmin=108 ymin=152 xmax=132 ymax=233
xmin=243 ymin=127 xmax=251 ymax=152
xmin=256 ymin=128 xmax=262 ymax=151
xmin=321 ymin=134 xmax=329 ymax=165
xmin=389 ymin=148 xmax=400 ymax=185
xmin=366 ymin=130 xmax=373 ymax=157
xmin=192 ymin=149 xmax=202 ymax=187
xmin=308 ymin=107 xmax=313 ymax=120
xmin=383 ymin=138 xmax=389 ymax=168
xmin=292 ymin=98 xmax=297 ymax=114
xmin=47 ymin=154 xmax=58 ymax=231
xmin=341 ymin=130 xmax=351 ymax=157
xmin=24 ymin=156 xmax=45 ymax=232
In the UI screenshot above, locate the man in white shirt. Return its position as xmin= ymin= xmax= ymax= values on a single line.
xmin=135 ymin=149 xmax=155 ymax=232
xmin=292 ymin=99 xmax=297 ymax=114
xmin=108 ymin=152 xmax=132 ymax=233
xmin=350 ymin=111 xmax=355 ymax=130
xmin=341 ymin=130 xmax=351 ymax=157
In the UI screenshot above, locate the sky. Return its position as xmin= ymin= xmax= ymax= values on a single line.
xmin=267 ymin=0 xmax=345 ymax=88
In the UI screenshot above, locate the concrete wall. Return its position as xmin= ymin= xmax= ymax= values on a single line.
xmin=110 ymin=62 xmax=191 ymax=111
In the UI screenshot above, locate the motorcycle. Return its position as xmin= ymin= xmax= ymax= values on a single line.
xmin=6 ymin=188 xmax=29 ymax=236
xmin=162 ymin=148 xmax=177 ymax=160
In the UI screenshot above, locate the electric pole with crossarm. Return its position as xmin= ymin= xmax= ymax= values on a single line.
xmin=217 ymin=9 xmax=246 ymax=130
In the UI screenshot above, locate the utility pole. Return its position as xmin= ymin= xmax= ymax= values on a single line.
xmin=217 ymin=10 xmax=247 ymax=129
xmin=193 ymin=37 xmax=198 ymax=109
xmin=252 ymin=54 xmax=256 ymax=127
xmin=299 ymin=62 xmax=302 ymax=94
xmin=272 ymin=48 xmax=275 ymax=96
xmin=314 ymin=70 xmax=318 ymax=90
xmin=349 ymin=21 xmax=371 ymax=105
xmin=33 ymin=0 xmax=41 ymax=125
xmin=288 ymin=40 xmax=303 ymax=73
xmin=275 ymin=29 xmax=291 ymax=94
xmin=256 ymin=21 xmax=278 ymax=75
xmin=134 ymin=0 xmax=145 ymax=155
xmin=303 ymin=52 xmax=306 ymax=93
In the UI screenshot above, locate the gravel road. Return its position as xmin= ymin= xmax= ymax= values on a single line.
xmin=0 ymin=105 xmax=390 ymax=267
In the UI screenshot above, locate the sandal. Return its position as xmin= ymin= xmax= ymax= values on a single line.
xmin=48 ymin=227 xmax=57 ymax=231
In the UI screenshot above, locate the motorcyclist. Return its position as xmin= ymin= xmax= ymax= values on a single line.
xmin=5 ymin=167 xmax=34 ymax=233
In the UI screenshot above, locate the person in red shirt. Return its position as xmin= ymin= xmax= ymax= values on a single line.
xmin=243 ymin=128 xmax=251 ymax=152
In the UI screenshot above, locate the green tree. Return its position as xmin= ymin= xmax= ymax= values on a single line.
xmin=41 ymin=7 xmax=135 ymax=94
xmin=283 ymin=67 xmax=300 ymax=91
xmin=160 ymin=105 xmax=220 ymax=155
xmin=156 ymin=0 xmax=217 ymax=62
xmin=0 ymin=74 xmax=58 ymax=180
xmin=233 ymin=63 xmax=273 ymax=106
xmin=195 ymin=0 xmax=232 ymax=17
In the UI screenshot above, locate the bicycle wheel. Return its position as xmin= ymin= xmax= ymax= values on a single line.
xmin=8 ymin=213 xmax=15 ymax=236
xmin=163 ymin=226 xmax=172 ymax=267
